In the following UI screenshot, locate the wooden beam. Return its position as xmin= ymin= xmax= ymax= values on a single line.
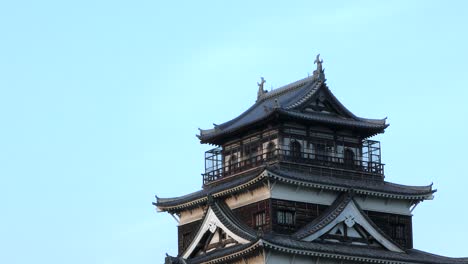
xmin=170 ymin=213 xmax=180 ymax=224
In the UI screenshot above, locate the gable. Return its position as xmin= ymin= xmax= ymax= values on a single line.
xmin=182 ymin=206 xmax=252 ymax=259
xmin=321 ymin=220 xmax=383 ymax=248
xmin=298 ymin=88 xmax=353 ymax=118
xmin=300 ymin=198 xmax=404 ymax=253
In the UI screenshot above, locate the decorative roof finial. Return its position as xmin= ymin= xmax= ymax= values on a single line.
xmin=313 ymin=54 xmax=325 ymax=81
xmin=274 ymin=98 xmax=281 ymax=108
xmin=257 ymin=77 xmax=267 ymax=101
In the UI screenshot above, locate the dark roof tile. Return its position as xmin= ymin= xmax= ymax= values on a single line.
xmin=155 ymin=166 xmax=434 ymax=211
xmin=198 ymin=76 xmax=387 ymax=144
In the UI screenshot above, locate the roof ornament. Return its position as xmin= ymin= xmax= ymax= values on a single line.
xmin=257 ymin=77 xmax=267 ymax=101
xmin=313 ymin=54 xmax=325 ymax=81
xmin=274 ymin=98 xmax=281 ymax=108
xmin=344 ymin=215 xmax=356 ymax=227
xmin=208 ymin=220 xmax=217 ymax=233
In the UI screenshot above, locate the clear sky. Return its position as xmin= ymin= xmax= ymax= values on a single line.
xmin=1 ymin=1 xmax=467 ymax=263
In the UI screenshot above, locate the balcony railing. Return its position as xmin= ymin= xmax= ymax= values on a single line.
xmin=203 ymin=146 xmax=384 ymax=185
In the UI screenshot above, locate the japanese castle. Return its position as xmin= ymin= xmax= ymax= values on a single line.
xmin=155 ymin=56 xmax=468 ymax=264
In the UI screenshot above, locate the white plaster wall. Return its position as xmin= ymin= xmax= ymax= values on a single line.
xmin=354 ymin=195 xmax=412 ymax=216
xmin=270 ymin=182 xmax=412 ymax=215
xmin=270 ymin=183 xmax=338 ymax=206
xmin=179 ymin=186 xmax=272 ymax=225
xmin=179 ymin=206 xmax=205 ymax=225
xmin=225 ymin=186 xmax=271 ymax=210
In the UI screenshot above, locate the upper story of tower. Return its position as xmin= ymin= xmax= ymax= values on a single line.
xmin=198 ymin=55 xmax=389 ymax=187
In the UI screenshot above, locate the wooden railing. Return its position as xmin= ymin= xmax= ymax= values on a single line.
xmin=203 ymin=148 xmax=384 ymax=185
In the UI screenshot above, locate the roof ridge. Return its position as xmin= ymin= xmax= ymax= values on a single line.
xmin=257 ymin=75 xmax=315 ymax=103
xmin=284 ymin=80 xmax=323 ymax=109
xmin=200 ymin=76 xmax=314 ymax=136
xmin=293 ymin=192 xmax=352 ymax=239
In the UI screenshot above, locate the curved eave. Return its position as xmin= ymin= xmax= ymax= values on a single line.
xmin=198 ymin=109 xmax=388 ymax=144
xmin=260 ymin=239 xmax=468 ymax=264
xmin=198 ymin=110 xmax=278 ymax=145
xmin=155 ymin=169 xmax=268 ymax=212
xmin=187 ymin=241 xmax=261 ymax=264
xmin=155 ymin=168 xmax=434 ymax=213
xmin=210 ymin=201 xmax=258 ymax=241
xmin=197 ymin=76 xmax=316 ymax=143
xmin=278 ymin=110 xmax=388 ymax=130
xmin=198 ymin=79 xmax=388 ymax=144
xmin=267 ymin=170 xmax=435 ymax=200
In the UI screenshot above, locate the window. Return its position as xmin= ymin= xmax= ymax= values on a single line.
xmin=266 ymin=142 xmax=276 ymax=160
xmin=315 ymin=143 xmax=326 ymax=161
xmin=254 ymin=211 xmax=266 ymax=227
xmin=290 ymin=141 xmax=302 ymax=158
xmin=344 ymin=148 xmax=355 ymax=167
xmin=277 ymin=210 xmax=295 ymax=225
xmin=229 ymin=155 xmax=238 ymax=169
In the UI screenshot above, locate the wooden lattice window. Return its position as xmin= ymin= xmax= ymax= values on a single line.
xmin=229 ymin=155 xmax=239 ymax=170
xmin=277 ymin=210 xmax=295 ymax=225
xmin=254 ymin=211 xmax=266 ymax=227
xmin=266 ymin=142 xmax=276 ymax=160
xmin=344 ymin=148 xmax=355 ymax=166
xmin=290 ymin=141 xmax=302 ymax=158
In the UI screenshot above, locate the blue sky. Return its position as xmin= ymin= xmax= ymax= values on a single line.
xmin=1 ymin=1 xmax=467 ymax=263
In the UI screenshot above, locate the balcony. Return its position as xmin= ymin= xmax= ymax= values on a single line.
xmin=203 ymin=140 xmax=384 ymax=185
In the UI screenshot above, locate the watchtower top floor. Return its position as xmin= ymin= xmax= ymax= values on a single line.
xmin=198 ymin=56 xmax=388 ymax=186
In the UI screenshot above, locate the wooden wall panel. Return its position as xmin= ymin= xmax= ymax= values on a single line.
xmin=271 ymin=198 xmax=328 ymax=234
xmin=365 ymin=210 xmax=413 ymax=249
xmin=232 ymin=199 xmax=271 ymax=232
xmin=177 ymin=220 xmax=202 ymax=255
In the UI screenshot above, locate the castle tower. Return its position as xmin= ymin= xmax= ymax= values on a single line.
xmin=155 ymin=56 xmax=468 ymax=264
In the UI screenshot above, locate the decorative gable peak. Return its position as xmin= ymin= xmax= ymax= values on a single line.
xmin=295 ymin=193 xmax=404 ymax=253
xmin=181 ymin=201 xmax=256 ymax=259
xmin=198 ymin=55 xmax=388 ymax=145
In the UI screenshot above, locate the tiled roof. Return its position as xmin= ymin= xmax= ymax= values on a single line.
xmin=165 ymin=242 xmax=260 ymax=264
xmin=261 ymin=235 xmax=468 ymax=264
xmin=167 ymin=237 xmax=468 ymax=264
xmin=187 ymin=242 xmax=260 ymax=264
xmin=155 ymin=168 xmax=264 ymax=211
xmin=210 ymin=200 xmax=257 ymax=241
xmin=197 ymin=75 xmax=387 ymax=144
xmin=267 ymin=167 xmax=435 ymax=199
xmin=293 ymin=192 xmax=353 ymax=239
xmin=164 ymin=197 xmax=467 ymax=264
xmin=292 ymin=191 xmax=404 ymax=252
xmin=155 ymin=166 xmax=434 ymax=212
